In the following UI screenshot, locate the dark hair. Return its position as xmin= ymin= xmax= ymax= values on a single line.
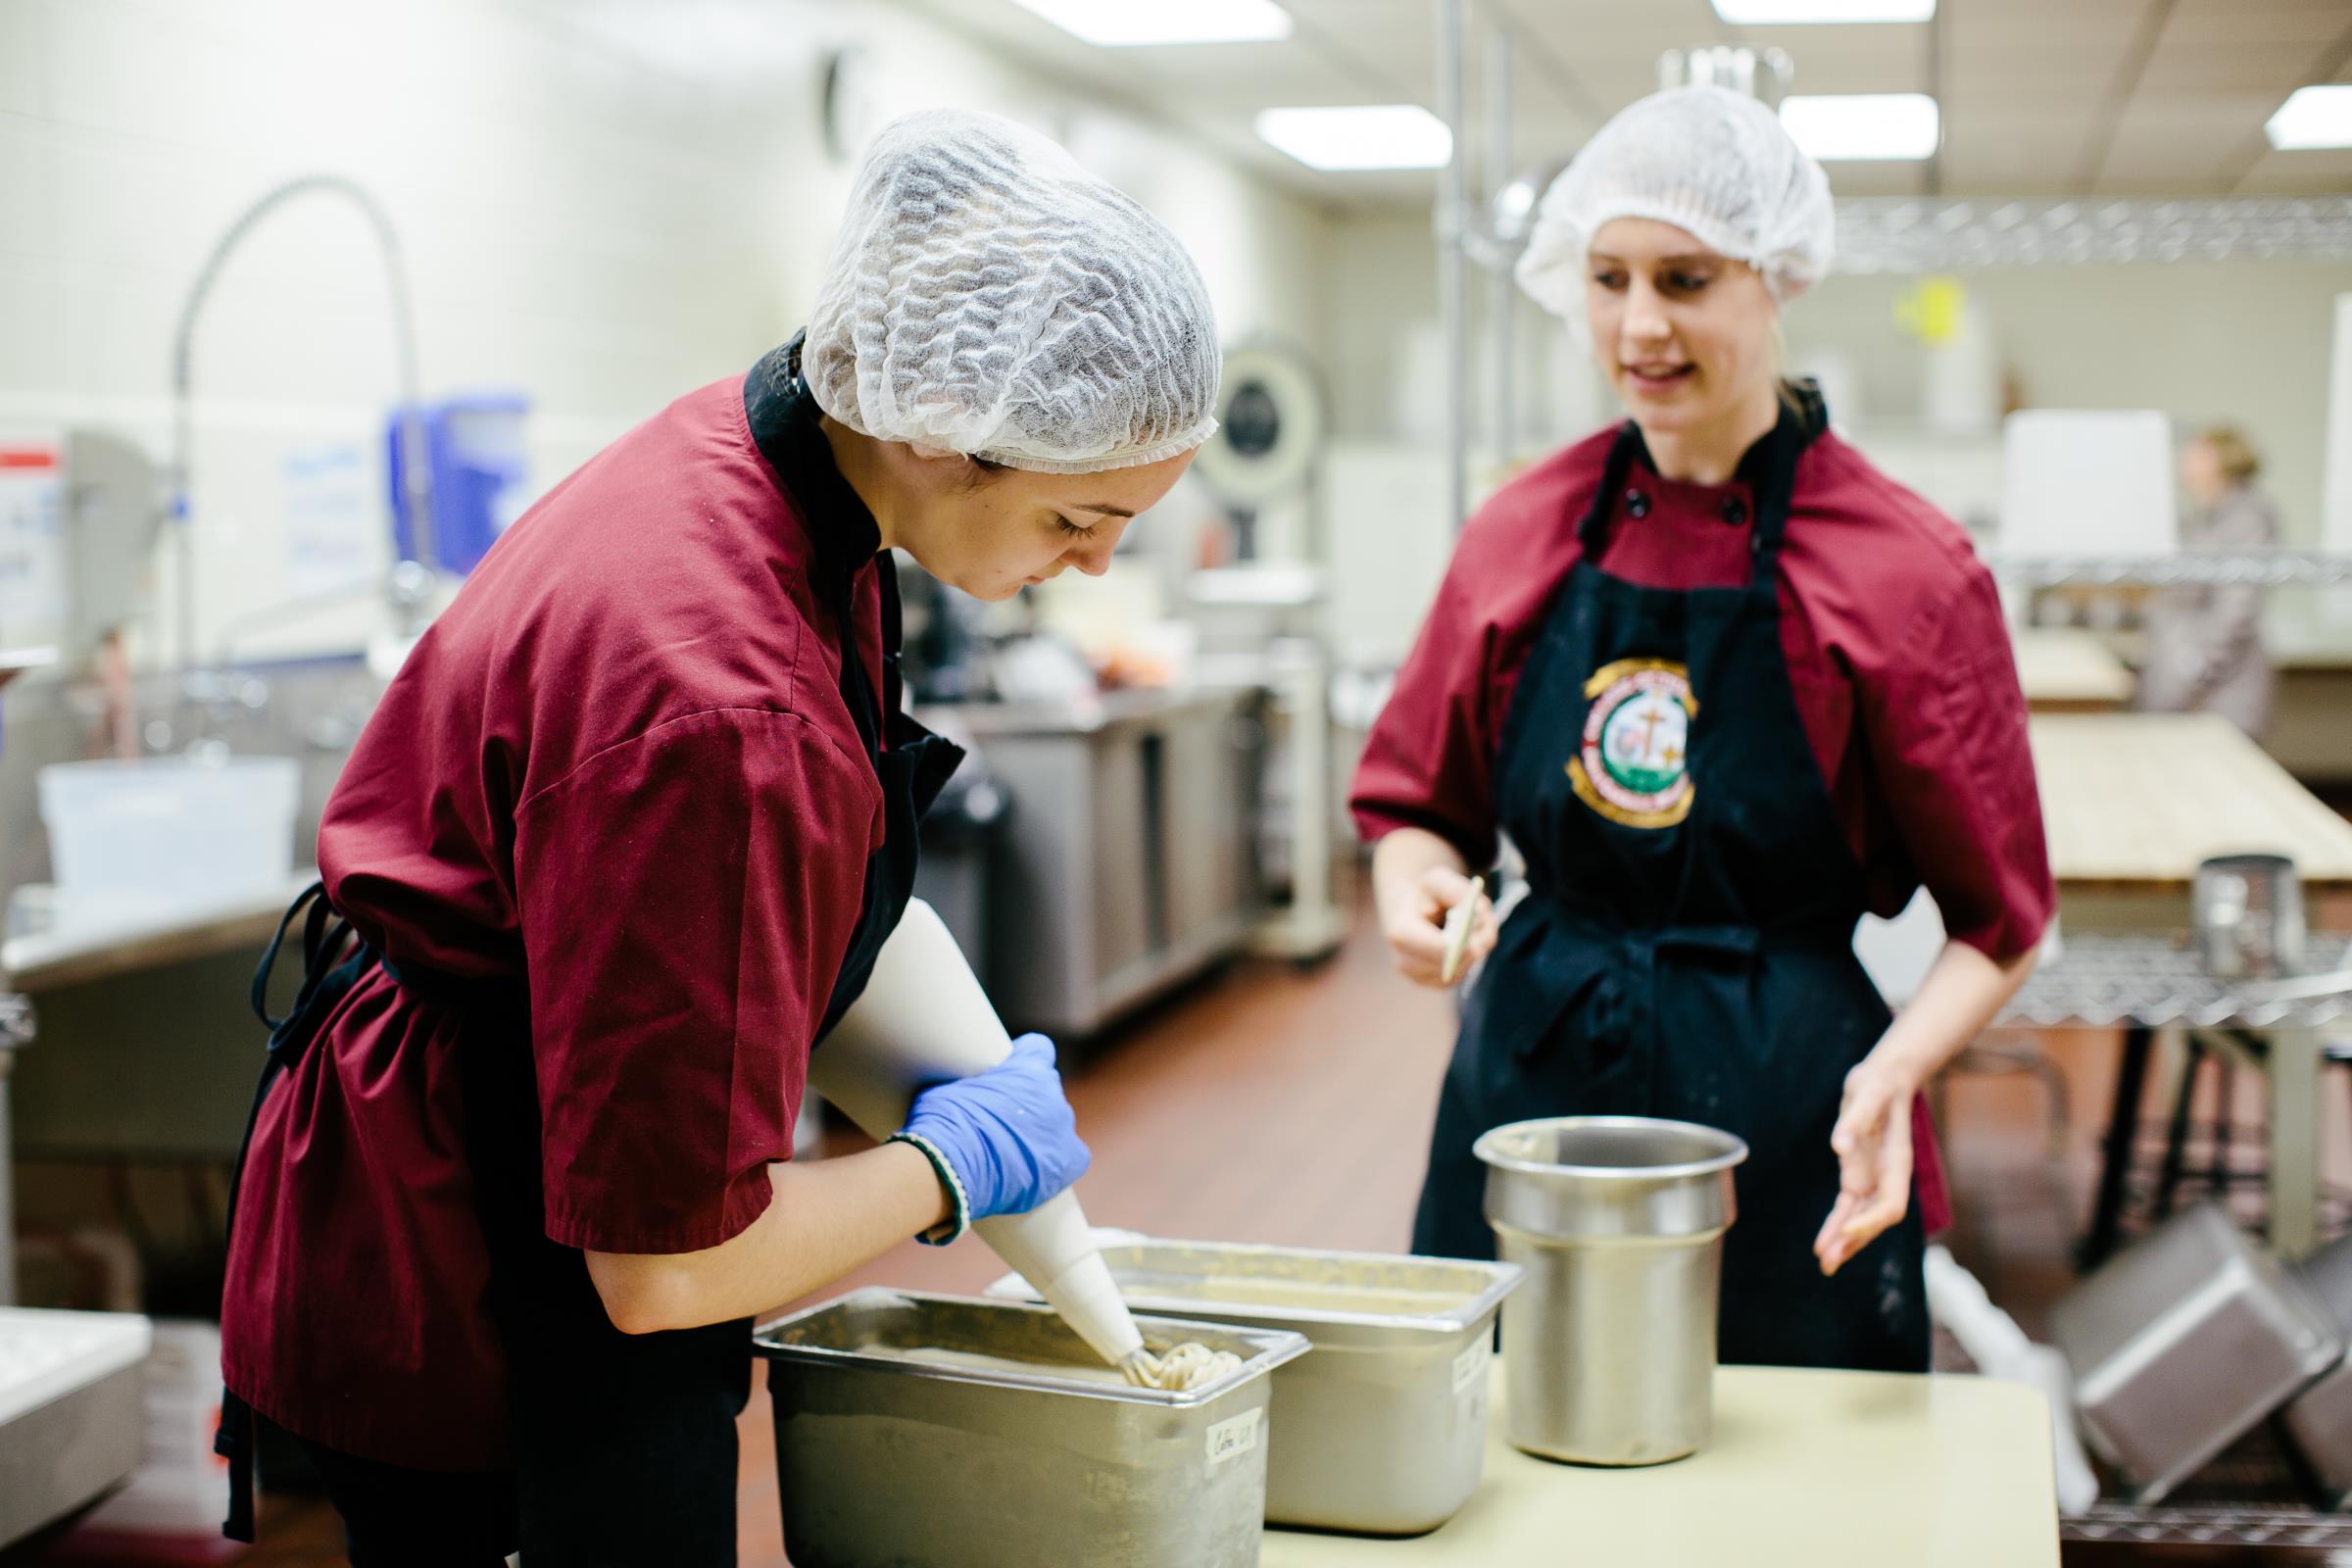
xmin=956 ymin=454 xmax=1009 ymax=492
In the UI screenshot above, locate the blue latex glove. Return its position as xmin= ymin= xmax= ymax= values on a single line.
xmin=891 ymin=1034 xmax=1090 ymax=1246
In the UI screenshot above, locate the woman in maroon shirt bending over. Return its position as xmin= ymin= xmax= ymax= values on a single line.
xmin=1351 ymin=86 xmax=2053 ymax=1370
xmin=219 ymin=110 xmax=1218 ymax=1565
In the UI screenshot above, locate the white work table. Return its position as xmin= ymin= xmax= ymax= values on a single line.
xmin=2023 ymin=711 xmax=2352 ymax=1261
xmin=2030 ymin=712 xmax=2352 ymax=895
xmin=2011 ymin=627 xmax=2135 ymax=712
xmin=1263 ymin=1364 xmax=2057 ymax=1567
xmin=1 ymin=872 xmax=318 ymax=995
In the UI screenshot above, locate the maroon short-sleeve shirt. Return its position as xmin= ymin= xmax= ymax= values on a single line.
xmin=222 ymin=373 xmax=885 ymax=1468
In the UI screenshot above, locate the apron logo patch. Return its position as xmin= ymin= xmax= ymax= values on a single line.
xmin=1568 ymin=657 xmax=1696 ymax=829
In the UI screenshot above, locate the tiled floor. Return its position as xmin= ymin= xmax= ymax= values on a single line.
xmin=17 ymin=889 xmax=2352 ymax=1566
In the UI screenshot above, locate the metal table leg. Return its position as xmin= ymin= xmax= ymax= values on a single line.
xmin=0 ymin=1051 xmax=12 ymax=1306
xmin=2080 ymin=1024 xmax=2154 ymax=1270
xmin=2267 ymin=1023 xmax=2322 ymax=1259
xmin=0 ymin=991 xmax=27 ymax=1308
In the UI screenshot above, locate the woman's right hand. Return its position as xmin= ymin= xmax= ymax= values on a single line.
xmin=894 ymin=1034 xmax=1091 ymax=1241
xmin=1383 ymin=863 xmax=1498 ymax=989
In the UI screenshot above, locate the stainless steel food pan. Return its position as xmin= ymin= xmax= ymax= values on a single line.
xmin=755 ymin=1288 xmax=1307 ymax=1568
xmin=2283 ymin=1230 xmax=2352 ymax=1506
xmin=988 ymin=1238 xmax=1523 ymax=1535
xmin=2052 ymin=1203 xmax=2340 ymax=1504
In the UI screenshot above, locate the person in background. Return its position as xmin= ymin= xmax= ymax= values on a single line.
xmin=218 ymin=110 xmax=1218 ymax=1566
xmin=2139 ymin=424 xmax=2278 ymax=739
xmin=1351 ymin=85 xmax=2054 ymax=1372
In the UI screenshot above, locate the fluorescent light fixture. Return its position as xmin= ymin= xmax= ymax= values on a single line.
xmin=1780 ymin=93 xmax=1940 ymax=160
xmin=1255 ymin=105 xmax=1452 ymax=171
xmin=1714 ymin=0 xmax=1934 ymax=21
xmin=1006 ymin=0 xmax=1292 ymax=46
xmin=2267 ymin=85 xmax=2352 ymax=151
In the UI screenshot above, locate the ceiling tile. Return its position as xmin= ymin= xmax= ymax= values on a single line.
xmin=2165 ymin=3 xmax=2352 ymax=48
xmin=2112 ymin=90 xmax=2294 ymax=142
xmin=2138 ymin=39 xmax=2330 ymax=92
xmin=1816 ymin=161 xmax=1930 ymax=197
xmin=902 ymin=0 xmax=2344 ymax=209
xmin=2235 ymin=146 xmax=2352 ymax=192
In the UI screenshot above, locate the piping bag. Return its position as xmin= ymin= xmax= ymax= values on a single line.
xmin=808 ymin=900 xmax=1155 ymax=1384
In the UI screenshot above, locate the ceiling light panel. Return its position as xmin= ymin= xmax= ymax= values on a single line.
xmin=1006 ymin=0 xmax=1293 ymax=46
xmin=2268 ymin=86 xmax=2352 ymax=151
xmin=1254 ymin=105 xmax=1453 ymax=171
xmin=1713 ymin=0 xmax=1935 ymax=21
xmin=1780 ymin=94 xmax=1941 ymax=161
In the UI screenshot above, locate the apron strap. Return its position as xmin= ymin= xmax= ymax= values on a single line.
xmin=1743 ymin=381 xmax=1828 ymax=596
xmin=1573 ymin=424 xmax=1648 ymax=558
xmin=217 ymin=1390 xmax=258 ymax=1542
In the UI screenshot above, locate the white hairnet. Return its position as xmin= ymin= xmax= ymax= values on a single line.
xmin=1516 ymin=85 xmax=1834 ymax=318
xmin=806 ymin=109 xmax=1220 ymax=476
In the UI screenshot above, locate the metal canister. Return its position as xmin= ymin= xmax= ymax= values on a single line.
xmin=1475 ymin=1115 xmax=1747 ymax=1466
xmin=2192 ymin=852 xmax=2307 ymax=980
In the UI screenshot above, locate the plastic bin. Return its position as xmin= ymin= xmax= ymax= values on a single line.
xmin=37 ymin=756 xmax=299 ymax=907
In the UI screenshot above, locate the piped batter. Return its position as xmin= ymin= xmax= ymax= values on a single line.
xmin=896 ymin=1342 xmax=1241 ymax=1393
xmin=1130 ymin=1342 xmax=1243 ymax=1392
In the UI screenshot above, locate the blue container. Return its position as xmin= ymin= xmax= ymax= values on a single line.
xmin=387 ymin=393 xmax=530 ymax=575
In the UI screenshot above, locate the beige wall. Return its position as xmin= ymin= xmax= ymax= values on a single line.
xmin=1323 ymin=220 xmax=2351 ymax=543
xmin=0 ymin=0 xmax=1334 ymax=663
xmin=1311 ymin=218 xmax=2352 ymax=662
xmin=1791 ymin=261 xmax=2352 ymax=548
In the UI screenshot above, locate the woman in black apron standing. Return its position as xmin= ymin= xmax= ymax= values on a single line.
xmin=1352 ymin=85 xmax=2055 ymax=1370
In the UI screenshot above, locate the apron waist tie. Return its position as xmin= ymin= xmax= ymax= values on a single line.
xmin=379 ymin=955 xmax=530 ymax=1021
xmin=219 ymin=908 xmax=530 ymax=1540
xmin=1489 ymin=891 xmax=1851 ymax=1062
xmin=220 ymin=881 xmax=375 ymax=1542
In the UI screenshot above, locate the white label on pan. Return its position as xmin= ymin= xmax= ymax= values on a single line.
xmin=1205 ymin=1407 xmax=1262 ymax=1469
xmin=1453 ymin=1338 xmax=1491 ymax=1396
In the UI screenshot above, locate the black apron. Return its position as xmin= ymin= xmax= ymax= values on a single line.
xmin=218 ymin=334 xmax=963 ymax=1559
xmin=1411 ymin=389 xmax=1928 ymax=1373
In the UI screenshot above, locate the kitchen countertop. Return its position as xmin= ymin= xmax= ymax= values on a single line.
xmin=2 ymin=872 xmax=318 ymax=994
xmin=913 ymin=683 xmax=1255 ymax=739
xmin=1262 ymin=1364 xmax=2057 ymax=1567
xmin=2011 ymin=627 xmax=2135 ymax=710
xmin=0 ymin=647 xmax=56 ymax=691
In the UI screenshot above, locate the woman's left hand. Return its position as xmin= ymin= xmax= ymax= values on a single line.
xmin=1814 ymin=1056 xmax=1918 ymax=1277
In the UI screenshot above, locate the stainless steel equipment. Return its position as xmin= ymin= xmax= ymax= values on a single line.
xmin=755 ymin=1289 xmax=1307 ymax=1568
xmin=924 ymin=689 xmax=1259 ymax=1040
xmin=1475 ymin=1115 xmax=1747 ymax=1466
xmin=2001 ymin=932 xmax=2352 ymax=1033
xmin=2193 ymin=853 xmax=2308 ymax=981
xmin=1656 ymin=44 xmax=1793 ymax=105
xmin=985 ymin=1237 xmax=1523 ymax=1536
xmin=2052 ymin=1203 xmax=2340 ymax=1504
xmin=2284 ymin=1230 xmax=2352 ymax=1506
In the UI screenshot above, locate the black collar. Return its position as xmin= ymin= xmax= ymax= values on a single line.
xmin=744 ymin=330 xmax=882 ymax=603
xmin=1625 ymin=378 xmax=1826 ymax=490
